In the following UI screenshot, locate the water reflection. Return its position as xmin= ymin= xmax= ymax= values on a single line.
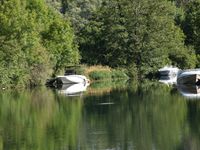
xmin=57 ymin=83 xmax=89 ymax=97
xmin=83 ymin=82 xmax=187 ymax=150
xmin=87 ymin=79 xmax=128 ymax=96
xmin=158 ymin=75 xmax=200 ymax=99
xmin=177 ymin=85 xmax=200 ymax=99
xmin=1 ymin=80 xmax=200 ymax=149
xmin=0 ymin=89 xmax=83 ymax=150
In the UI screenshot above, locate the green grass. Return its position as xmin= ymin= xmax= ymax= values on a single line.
xmin=111 ymin=69 xmax=128 ymax=79
xmin=89 ymin=70 xmax=112 ymax=80
xmin=88 ymin=68 xmax=128 ymax=81
xmin=67 ymin=65 xmax=129 ymax=81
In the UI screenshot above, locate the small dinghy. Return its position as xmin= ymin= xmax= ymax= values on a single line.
xmin=177 ymin=69 xmax=200 ymax=85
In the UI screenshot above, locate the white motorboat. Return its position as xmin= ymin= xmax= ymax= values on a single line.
xmin=56 ymin=75 xmax=90 ymax=84
xmin=159 ymin=76 xmax=177 ymax=85
xmin=46 ymin=75 xmax=90 ymax=87
xmin=177 ymin=69 xmax=200 ymax=85
xmin=58 ymin=83 xmax=89 ymax=96
xmin=158 ymin=66 xmax=180 ymax=76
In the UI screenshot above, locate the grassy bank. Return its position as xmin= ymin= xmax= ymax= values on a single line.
xmin=74 ymin=65 xmax=129 ymax=81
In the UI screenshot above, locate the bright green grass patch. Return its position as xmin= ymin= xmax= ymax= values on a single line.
xmin=89 ymin=70 xmax=112 ymax=80
xmin=68 ymin=65 xmax=129 ymax=81
xmin=88 ymin=68 xmax=128 ymax=81
xmin=111 ymin=69 xmax=128 ymax=79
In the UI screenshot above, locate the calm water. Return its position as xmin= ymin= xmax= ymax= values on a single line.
xmin=0 ymin=80 xmax=200 ymax=150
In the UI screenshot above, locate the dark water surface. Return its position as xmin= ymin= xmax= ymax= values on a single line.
xmin=0 ymin=80 xmax=200 ymax=150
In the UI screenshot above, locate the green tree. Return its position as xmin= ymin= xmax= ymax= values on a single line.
xmin=0 ymin=0 xmax=79 ymax=88
xmin=182 ymin=0 xmax=200 ymax=66
xmin=42 ymin=19 xmax=80 ymax=75
xmin=0 ymin=0 xmax=31 ymax=88
xmin=60 ymin=0 xmax=102 ymax=33
xmin=79 ymin=0 xmax=196 ymax=76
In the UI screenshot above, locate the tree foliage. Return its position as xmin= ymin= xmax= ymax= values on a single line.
xmin=1 ymin=0 xmax=200 ymax=88
xmin=42 ymin=19 xmax=79 ymax=75
xmin=79 ymin=0 xmax=196 ymax=76
xmin=182 ymin=1 xmax=200 ymax=51
xmin=60 ymin=0 xmax=102 ymax=33
xmin=0 ymin=0 xmax=79 ymax=88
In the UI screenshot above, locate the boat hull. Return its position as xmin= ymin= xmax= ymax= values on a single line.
xmin=56 ymin=75 xmax=89 ymax=84
xmin=177 ymin=74 xmax=200 ymax=85
xmin=46 ymin=75 xmax=90 ymax=88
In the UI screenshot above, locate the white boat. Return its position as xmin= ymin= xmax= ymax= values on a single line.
xmin=56 ymin=75 xmax=90 ymax=84
xmin=177 ymin=69 xmax=200 ymax=85
xmin=159 ymin=76 xmax=177 ymax=85
xmin=158 ymin=66 xmax=180 ymax=76
xmin=58 ymin=83 xmax=89 ymax=96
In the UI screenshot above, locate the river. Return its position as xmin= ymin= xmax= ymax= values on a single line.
xmin=0 ymin=80 xmax=199 ymax=150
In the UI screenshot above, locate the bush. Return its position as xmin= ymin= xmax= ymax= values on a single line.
xmin=89 ymin=71 xmax=112 ymax=80
xmin=126 ymin=64 xmax=138 ymax=79
xmin=111 ymin=69 xmax=128 ymax=79
xmin=87 ymin=66 xmax=129 ymax=81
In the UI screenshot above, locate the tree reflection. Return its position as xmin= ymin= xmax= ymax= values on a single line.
xmin=178 ymin=101 xmax=200 ymax=150
xmin=83 ymin=81 xmax=188 ymax=150
xmin=0 ymin=88 xmax=83 ymax=150
xmin=0 ymin=81 xmax=198 ymax=150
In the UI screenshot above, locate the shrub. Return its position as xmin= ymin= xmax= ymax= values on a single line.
xmin=111 ymin=69 xmax=128 ymax=79
xmin=89 ymin=70 xmax=112 ymax=80
xmin=87 ymin=66 xmax=129 ymax=81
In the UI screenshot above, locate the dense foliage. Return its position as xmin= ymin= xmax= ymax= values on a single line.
xmin=0 ymin=0 xmax=79 ymax=88
xmin=181 ymin=0 xmax=200 ymax=66
xmin=54 ymin=0 xmax=198 ymax=76
xmin=1 ymin=0 xmax=200 ymax=88
xmin=79 ymin=0 xmax=196 ymax=76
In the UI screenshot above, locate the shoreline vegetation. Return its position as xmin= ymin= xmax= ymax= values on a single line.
xmin=1 ymin=0 xmax=200 ymax=89
xmin=74 ymin=65 xmax=129 ymax=82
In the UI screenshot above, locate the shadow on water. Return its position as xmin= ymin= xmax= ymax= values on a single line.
xmin=1 ymin=80 xmax=200 ymax=149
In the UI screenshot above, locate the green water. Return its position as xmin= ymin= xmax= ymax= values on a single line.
xmin=0 ymin=80 xmax=200 ymax=150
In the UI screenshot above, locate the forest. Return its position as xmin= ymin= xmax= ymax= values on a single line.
xmin=0 ymin=0 xmax=200 ymax=88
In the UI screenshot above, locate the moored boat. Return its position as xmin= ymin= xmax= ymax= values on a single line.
xmin=159 ymin=75 xmax=177 ymax=85
xmin=56 ymin=75 xmax=89 ymax=84
xmin=177 ymin=69 xmax=200 ymax=85
xmin=158 ymin=66 xmax=180 ymax=76
xmin=46 ymin=75 xmax=90 ymax=87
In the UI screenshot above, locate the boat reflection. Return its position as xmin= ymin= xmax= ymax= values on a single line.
xmin=177 ymin=85 xmax=200 ymax=99
xmin=57 ymin=83 xmax=89 ymax=97
xmin=159 ymin=76 xmax=200 ymax=99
